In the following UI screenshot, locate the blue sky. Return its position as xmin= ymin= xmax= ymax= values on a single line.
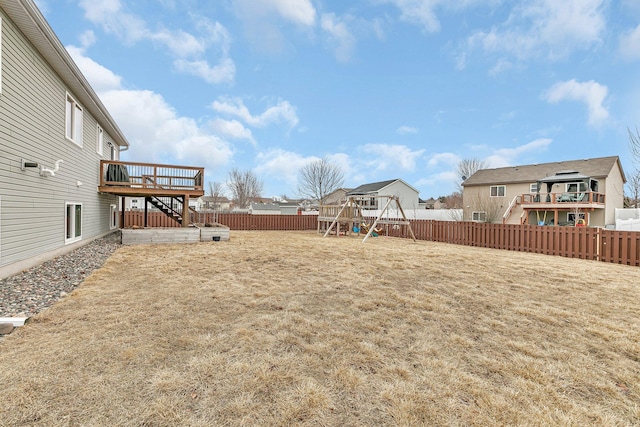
xmin=37 ymin=0 xmax=640 ymax=199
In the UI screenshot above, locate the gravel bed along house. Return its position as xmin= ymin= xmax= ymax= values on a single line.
xmin=0 ymin=232 xmax=121 ymax=319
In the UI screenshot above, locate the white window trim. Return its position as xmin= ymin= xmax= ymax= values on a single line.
xmin=110 ymin=204 xmax=118 ymax=230
xmin=472 ymin=211 xmax=486 ymax=222
xmin=568 ymin=212 xmax=587 ymax=224
xmin=97 ymin=125 xmax=104 ymax=156
xmin=65 ymin=93 xmax=83 ymax=147
xmin=490 ymin=185 xmax=506 ymax=197
xmin=530 ymin=183 xmax=538 ymax=193
xmin=65 ymin=202 xmax=83 ymax=244
xmin=108 ymin=142 xmax=118 ymax=161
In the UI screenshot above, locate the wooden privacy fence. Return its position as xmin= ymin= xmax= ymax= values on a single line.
xmin=124 ymin=212 xmax=317 ymax=231
xmin=122 ymin=212 xmax=640 ymax=266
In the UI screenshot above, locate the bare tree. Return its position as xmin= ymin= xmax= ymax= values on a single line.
xmin=297 ymin=157 xmax=345 ymax=204
xmin=626 ymin=171 xmax=640 ymax=208
xmin=440 ymin=192 xmax=463 ymax=209
xmin=207 ymin=181 xmax=225 ymax=210
xmin=468 ymin=194 xmax=503 ymax=223
xmin=226 ymin=168 xmax=263 ymax=209
xmin=626 ymin=127 xmax=640 ymax=208
xmin=629 ymin=127 xmax=640 ymax=165
xmin=457 ymin=158 xmax=487 ymax=192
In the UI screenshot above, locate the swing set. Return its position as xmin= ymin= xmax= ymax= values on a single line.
xmin=318 ymin=195 xmax=416 ymax=243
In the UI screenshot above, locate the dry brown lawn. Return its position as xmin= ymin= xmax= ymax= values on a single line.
xmin=1 ymin=231 xmax=639 ymax=426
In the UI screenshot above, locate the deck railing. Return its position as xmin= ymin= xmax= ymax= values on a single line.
xmin=99 ymin=160 xmax=204 ymax=192
xmin=521 ymin=192 xmax=605 ymax=205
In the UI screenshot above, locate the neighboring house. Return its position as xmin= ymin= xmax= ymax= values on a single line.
xmin=323 ymin=188 xmax=351 ymax=205
xmin=250 ymin=203 xmax=282 ymax=215
xmin=0 ymin=0 xmax=130 ymax=278
xmin=249 ymin=201 xmax=299 ymax=215
xmin=422 ymin=197 xmax=444 ymax=210
xmin=461 ymin=156 xmax=626 ymax=227
xmin=347 ymin=179 xmax=420 ymax=210
xmin=196 ymin=195 xmax=232 ymax=211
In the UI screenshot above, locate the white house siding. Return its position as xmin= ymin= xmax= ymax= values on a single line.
xmin=603 ymin=165 xmax=625 ymax=227
xmin=0 ymin=8 xmax=118 ymax=275
xmin=379 ymin=181 xmax=420 ymax=211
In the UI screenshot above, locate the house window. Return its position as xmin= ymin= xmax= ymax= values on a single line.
xmin=490 ymin=185 xmax=506 ymax=197
xmin=530 ymin=183 xmax=538 ymax=193
xmin=96 ymin=125 xmax=104 ymax=156
xmin=472 ymin=211 xmax=486 ymax=222
xmin=65 ymin=93 xmax=83 ymax=147
xmin=566 ymin=182 xmax=587 ymax=193
xmin=567 ymin=212 xmax=587 ymax=225
xmin=110 ymin=204 xmax=118 ymax=229
xmin=109 ymin=142 xmax=118 ymax=161
xmin=65 ymin=202 xmax=82 ymax=243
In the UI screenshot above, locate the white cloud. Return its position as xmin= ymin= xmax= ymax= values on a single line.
xmin=359 ymin=144 xmax=425 ymax=172
xmin=267 ymin=0 xmax=316 ymax=26
xmin=321 ymin=13 xmax=357 ymax=62
xmin=66 ymin=45 xmax=122 ymax=93
xmin=148 ymin=28 xmax=207 ymax=58
xmin=68 ymin=46 xmax=233 ymax=171
xmin=174 ymin=58 xmax=235 ymax=84
xmin=484 ymin=138 xmax=552 ymax=168
xmin=381 ymin=0 xmax=441 ymax=33
xmin=255 ymin=149 xmax=314 ymax=188
xmin=619 ymin=24 xmax=640 ymax=61
xmin=212 ymin=97 xmax=299 ymax=130
xmin=396 ymin=125 xmax=418 ymax=135
xmin=232 ymin=0 xmax=316 ymax=54
xmin=234 ymin=0 xmax=316 ymax=27
xmin=414 ymin=170 xmax=459 ymax=188
xmin=543 ymin=79 xmax=609 ymax=127
xmin=209 ymin=118 xmax=255 ymax=145
xmin=381 ymin=0 xmax=500 ymax=33
xmin=427 ymin=152 xmax=460 ymax=168
xmin=78 ymin=0 xmax=234 ymax=84
xmin=79 ymin=30 xmax=96 ymax=49
xmin=326 ymin=152 xmax=352 ymax=177
xmin=100 ymin=90 xmax=233 ymax=168
xmin=467 ymin=0 xmax=606 ymax=63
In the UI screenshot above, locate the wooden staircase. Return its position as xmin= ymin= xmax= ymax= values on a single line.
xmin=147 ymin=196 xmax=198 ymax=226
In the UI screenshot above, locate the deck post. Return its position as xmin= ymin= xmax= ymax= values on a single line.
xmin=182 ymin=194 xmax=190 ymax=227
xmin=144 ymin=197 xmax=149 ymax=228
xmin=120 ymin=196 xmax=125 ymax=229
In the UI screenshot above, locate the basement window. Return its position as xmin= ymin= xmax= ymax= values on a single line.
xmin=65 ymin=202 xmax=82 ymax=243
xmin=472 ymin=211 xmax=486 ymax=222
xmin=110 ymin=204 xmax=118 ymax=230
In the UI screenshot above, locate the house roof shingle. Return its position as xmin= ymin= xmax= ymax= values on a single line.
xmin=462 ymin=156 xmax=625 ymax=187
xmin=348 ymin=178 xmax=421 ymax=195
xmin=348 ymin=179 xmax=398 ymax=195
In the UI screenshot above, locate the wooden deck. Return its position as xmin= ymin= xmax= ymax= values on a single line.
xmin=98 ymin=160 xmax=204 ymax=197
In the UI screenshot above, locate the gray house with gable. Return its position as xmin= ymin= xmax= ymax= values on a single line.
xmin=0 ymin=0 xmax=129 ymax=278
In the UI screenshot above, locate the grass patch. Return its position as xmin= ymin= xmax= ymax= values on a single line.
xmin=1 ymin=231 xmax=639 ymax=426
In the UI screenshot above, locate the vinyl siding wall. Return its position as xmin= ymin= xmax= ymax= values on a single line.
xmin=0 ymin=9 xmax=118 ymax=269
xmin=380 ymin=181 xmax=420 ymax=210
xmin=604 ymin=164 xmax=625 ymax=226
